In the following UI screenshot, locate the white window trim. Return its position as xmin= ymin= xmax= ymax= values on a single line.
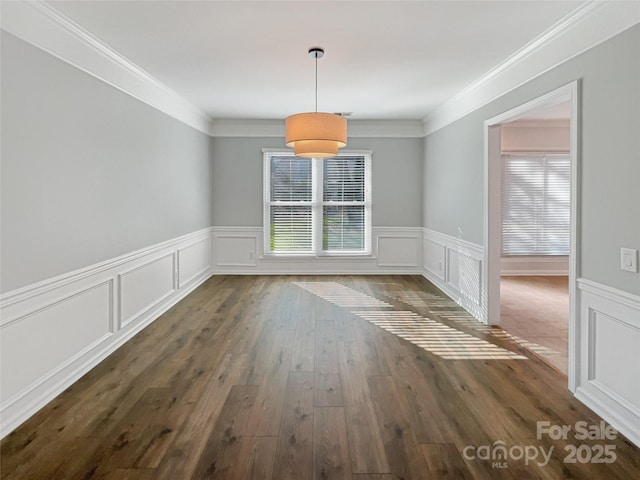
xmin=263 ymin=149 xmax=373 ymax=257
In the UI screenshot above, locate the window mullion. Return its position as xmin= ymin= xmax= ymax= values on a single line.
xmin=313 ymin=157 xmax=323 ymax=254
xmin=263 ymin=154 xmax=272 ymax=254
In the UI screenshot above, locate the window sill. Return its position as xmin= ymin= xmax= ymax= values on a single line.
xmin=260 ymin=253 xmax=374 ymax=261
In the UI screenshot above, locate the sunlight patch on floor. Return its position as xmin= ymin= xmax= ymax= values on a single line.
xmin=294 ymin=283 xmax=528 ymax=360
xmin=438 ymin=312 xmax=559 ymax=355
xmin=293 ymin=282 xmax=393 ymax=308
xmin=351 ymin=310 xmax=527 ymax=360
xmin=385 ymin=290 xmax=459 ymax=309
xmin=388 ymin=290 xmax=557 ymax=356
xmin=491 ymin=330 xmax=559 ymax=356
xmin=437 ymin=312 xmax=494 ymax=332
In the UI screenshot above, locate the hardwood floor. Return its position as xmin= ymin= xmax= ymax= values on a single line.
xmin=500 ymin=276 xmax=569 ymax=374
xmin=1 ymin=275 xmax=638 ymax=479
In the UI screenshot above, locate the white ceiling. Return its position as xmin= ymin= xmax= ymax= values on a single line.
xmin=49 ymin=0 xmax=583 ymax=121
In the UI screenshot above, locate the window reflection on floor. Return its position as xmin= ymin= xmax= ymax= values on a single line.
xmin=352 ymin=310 xmax=527 ymax=360
xmin=293 ymin=281 xmax=392 ymax=308
xmin=390 ymin=288 xmax=558 ymax=359
xmin=294 ymin=282 xmax=527 ymax=360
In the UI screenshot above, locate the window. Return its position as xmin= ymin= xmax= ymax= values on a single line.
xmin=501 ymin=153 xmax=570 ymax=256
xmin=264 ymin=150 xmax=371 ymax=255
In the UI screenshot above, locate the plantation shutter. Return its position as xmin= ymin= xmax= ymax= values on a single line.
xmin=502 ymin=153 xmax=570 ymax=255
xmin=323 ymin=156 xmax=366 ymax=251
xmin=269 ymin=156 xmax=313 ymax=252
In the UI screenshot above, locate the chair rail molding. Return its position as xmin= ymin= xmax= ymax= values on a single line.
xmin=0 ymin=227 xmax=214 ymax=439
xmin=574 ymin=278 xmax=640 ymax=448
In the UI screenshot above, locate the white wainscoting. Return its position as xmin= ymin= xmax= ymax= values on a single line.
xmin=118 ymin=253 xmax=176 ymax=328
xmin=422 ymin=228 xmax=486 ymax=322
xmin=501 ymin=255 xmax=569 ymax=276
xmin=178 ymin=237 xmax=213 ymax=288
xmin=575 ymin=278 xmax=640 ymax=447
xmin=0 ymin=227 xmax=214 ymax=438
xmin=211 ymin=226 xmax=423 ymax=274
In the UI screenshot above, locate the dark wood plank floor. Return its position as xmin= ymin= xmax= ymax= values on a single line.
xmin=1 ymin=275 xmax=638 ymax=479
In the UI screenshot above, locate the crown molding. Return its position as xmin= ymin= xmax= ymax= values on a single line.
xmin=5 ymin=1 xmax=635 ymax=140
xmin=1 ymin=0 xmax=212 ymax=135
xmin=209 ymin=119 xmax=425 ymax=138
xmin=209 ymin=120 xmax=284 ymax=138
xmin=348 ymin=120 xmax=425 ymax=138
xmin=1 ymin=1 xmax=421 ymax=139
xmin=423 ymin=0 xmax=640 ymax=136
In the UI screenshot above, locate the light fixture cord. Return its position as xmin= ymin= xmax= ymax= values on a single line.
xmin=314 ymin=53 xmax=318 ymax=113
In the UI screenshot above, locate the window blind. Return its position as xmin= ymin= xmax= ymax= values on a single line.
xmin=269 ymin=156 xmax=313 ymax=252
xmin=502 ymin=153 xmax=570 ymax=256
xmin=264 ymin=152 xmax=371 ymax=255
xmin=323 ymin=157 xmax=366 ymax=251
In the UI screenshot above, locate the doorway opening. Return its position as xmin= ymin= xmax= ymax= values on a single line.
xmin=483 ymin=82 xmax=579 ymax=391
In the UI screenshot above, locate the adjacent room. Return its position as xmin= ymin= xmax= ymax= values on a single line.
xmin=1 ymin=1 xmax=639 ymax=478
xmin=499 ymin=101 xmax=572 ymax=374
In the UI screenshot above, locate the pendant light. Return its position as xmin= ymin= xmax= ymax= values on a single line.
xmin=285 ymin=47 xmax=347 ymax=158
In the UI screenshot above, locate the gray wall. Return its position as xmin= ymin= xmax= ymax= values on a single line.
xmin=211 ymin=136 xmax=423 ymax=228
xmin=1 ymin=32 xmax=214 ymax=292
xmin=423 ymin=25 xmax=640 ymax=295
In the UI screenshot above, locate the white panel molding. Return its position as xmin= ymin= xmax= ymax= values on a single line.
xmin=575 ymin=278 xmax=640 ymax=448
xmin=1 ymin=277 xmax=114 ymax=331
xmin=211 ymin=226 xmax=423 ymax=274
xmin=178 ymin=238 xmax=213 ymax=288
xmin=0 ymin=0 xmax=211 ymax=134
xmin=209 ymin=119 xmax=426 ymax=138
xmin=422 ymin=228 xmax=486 ymax=322
xmin=423 ymin=1 xmax=640 ymax=135
xmin=214 ymin=229 xmax=260 ymax=267
xmin=500 ymin=255 xmax=569 ymax=276
xmin=117 ymin=252 xmax=176 ymax=328
xmin=376 ymin=231 xmax=422 ymax=267
xmin=1 ymin=280 xmax=114 ymax=403
xmin=423 ymin=237 xmax=447 ymax=282
xmin=0 ymin=227 xmax=214 ymax=439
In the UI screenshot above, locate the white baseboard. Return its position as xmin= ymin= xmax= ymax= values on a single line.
xmin=211 ymin=226 xmax=424 ymax=275
xmin=0 ymin=227 xmax=214 ymax=438
xmin=501 ymin=255 xmax=569 ymax=276
xmin=422 ymin=228 xmax=486 ymax=322
xmin=575 ymin=278 xmax=640 ymax=448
